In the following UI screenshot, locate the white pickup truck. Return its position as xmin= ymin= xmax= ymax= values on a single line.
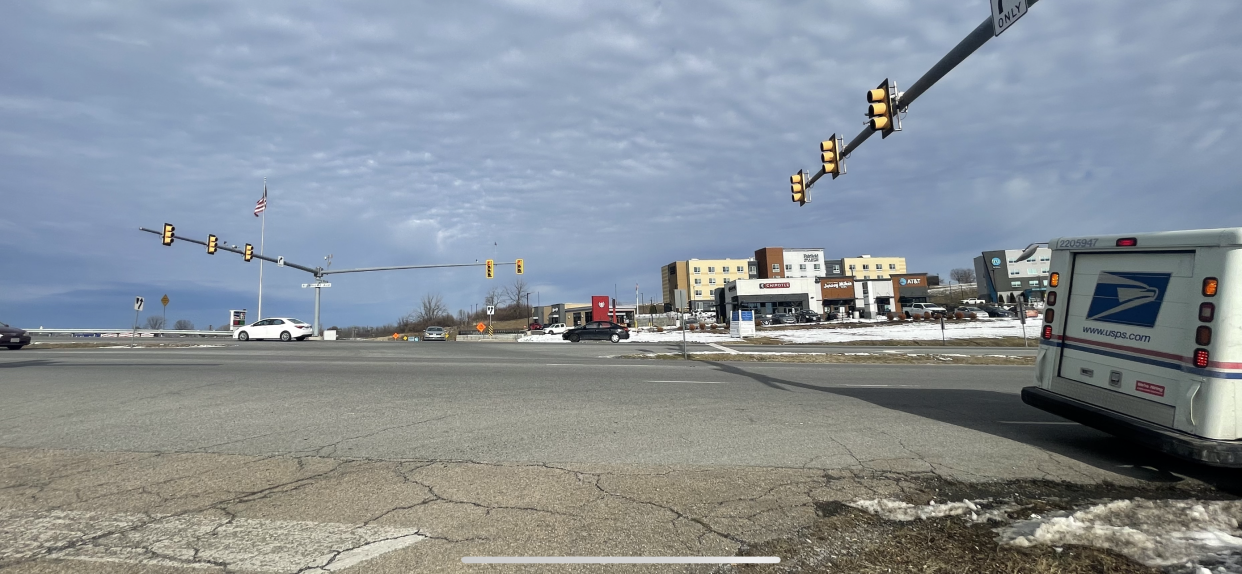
xmin=901 ymin=302 xmax=948 ymax=318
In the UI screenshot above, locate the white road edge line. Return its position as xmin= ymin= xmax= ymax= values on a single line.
xmin=646 ymin=380 xmax=731 ymax=384
xmin=706 ymin=342 xmax=740 ymax=355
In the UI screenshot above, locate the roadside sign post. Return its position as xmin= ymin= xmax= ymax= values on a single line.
xmin=160 ymin=294 xmax=169 ymax=333
xmin=486 ymin=305 xmax=495 ymax=338
xmin=673 ymin=289 xmax=688 ymax=359
xmin=940 ymin=316 xmax=946 ymax=345
xmin=1017 ymin=299 xmax=1027 ymax=346
xmin=132 ymin=297 xmax=144 ymax=348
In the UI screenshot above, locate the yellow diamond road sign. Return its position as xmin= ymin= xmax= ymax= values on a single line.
xmin=160 ymin=294 xmax=170 ymax=307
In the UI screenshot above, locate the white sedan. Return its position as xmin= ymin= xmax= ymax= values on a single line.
xmin=234 ymin=318 xmax=314 ymax=341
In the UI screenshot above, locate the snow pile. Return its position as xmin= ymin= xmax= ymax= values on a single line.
xmin=999 ymin=499 xmax=1242 ymax=573
xmin=848 ymin=498 xmax=1019 ymax=524
xmin=519 ymin=319 xmax=1038 ymax=344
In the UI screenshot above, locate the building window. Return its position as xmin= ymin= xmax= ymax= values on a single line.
xmin=864 ymin=275 xmax=870 ymax=279
xmin=694 ymin=278 xmax=701 ymax=285
xmin=708 ymin=266 xmax=715 ymax=273
xmin=813 ymin=263 xmax=821 ymax=271
xmin=878 ymin=275 xmax=885 ymax=279
xmin=1043 ymin=280 xmax=1049 ymax=286
xmin=709 ymin=278 xmax=716 ymax=285
xmin=889 ymin=264 xmax=896 ymax=270
xmin=693 ymin=267 xmax=701 ymax=274
xmin=694 ymin=290 xmax=702 ymax=296
xmin=785 ymin=264 xmax=793 ymax=271
xmin=771 ymin=264 xmax=780 ymax=272
xmin=832 ymin=265 xmax=841 ymax=273
xmin=1008 ymin=259 xmax=1016 ymax=264
xmin=848 ymin=265 xmax=855 ymax=270
xmin=1041 ymin=268 xmax=1048 ymax=273
xmin=1010 ymin=270 xmax=1020 ymax=275
xmin=799 ymin=264 xmax=806 ymax=271
xmin=1029 ymin=280 xmax=1040 ymax=286
xmin=1011 ymin=281 xmax=1022 ymax=288
xmin=737 ymin=266 xmax=745 ymax=273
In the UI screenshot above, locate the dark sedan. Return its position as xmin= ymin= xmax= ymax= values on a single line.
xmin=1 ymin=321 xmax=31 ymax=350
xmin=562 ymin=321 xmax=630 ymax=343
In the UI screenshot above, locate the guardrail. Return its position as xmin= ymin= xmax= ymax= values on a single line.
xmin=25 ymin=329 xmax=233 ymax=337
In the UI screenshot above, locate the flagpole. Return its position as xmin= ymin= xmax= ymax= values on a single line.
xmin=258 ymin=178 xmax=266 ymax=320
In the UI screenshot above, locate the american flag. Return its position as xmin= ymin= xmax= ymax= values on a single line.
xmin=254 ymin=184 xmax=267 ymax=217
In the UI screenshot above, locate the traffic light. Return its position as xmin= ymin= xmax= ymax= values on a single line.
xmin=161 ymin=223 xmax=175 ymax=246
xmin=486 ymin=259 xmax=494 ymax=279
xmin=790 ymin=170 xmax=807 ymax=206
xmin=821 ymin=134 xmax=846 ymax=179
xmin=244 ymin=243 xmax=254 ymax=262
xmin=866 ymin=79 xmax=899 ymax=138
xmin=207 ymin=234 xmax=218 ymax=255
xmin=515 ymin=258 xmax=524 ymax=275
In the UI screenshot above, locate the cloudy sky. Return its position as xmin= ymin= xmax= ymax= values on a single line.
xmin=1 ymin=0 xmax=1239 ymax=329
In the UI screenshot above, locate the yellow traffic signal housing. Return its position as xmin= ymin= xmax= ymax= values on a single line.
xmin=207 ymin=234 xmax=218 ymax=255
xmin=161 ymin=223 xmax=175 ymax=246
xmin=515 ymin=258 xmax=524 ymax=275
xmin=821 ymin=134 xmax=846 ymax=179
xmin=790 ymin=171 xmax=806 ymax=206
xmin=486 ymin=259 xmax=494 ymax=279
xmin=866 ymin=79 xmax=900 ymax=138
xmin=244 ymin=243 xmax=254 ymax=262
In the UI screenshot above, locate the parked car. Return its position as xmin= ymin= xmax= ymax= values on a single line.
xmin=770 ymin=313 xmax=797 ymax=325
xmin=543 ymin=323 xmax=568 ymax=335
xmin=960 ymin=298 xmax=987 ymax=305
xmin=979 ymin=305 xmax=1014 ymax=318
xmin=1 ymin=321 xmax=31 ymax=350
xmin=902 ymin=303 xmax=949 ymax=318
xmin=562 ymin=321 xmax=630 ymax=343
xmin=956 ymin=306 xmax=988 ymax=317
xmin=528 ymin=321 xmax=543 ymax=331
xmin=795 ymin=310 xmax=821 ymax=323
xmin=423 ymin=326 xmax=447 ymax=341
xmin=233 ymin=318 xmax=314 ymax=341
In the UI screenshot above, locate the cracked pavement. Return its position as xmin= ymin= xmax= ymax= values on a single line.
xmin=2 ymin=342 xmax=1239 ymax=572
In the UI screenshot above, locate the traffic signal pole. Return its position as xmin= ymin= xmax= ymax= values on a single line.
xmin=140 ymin=227 xmax=520 ymax=337
xmin=803 ymin=0 xmax=1040 ymax=190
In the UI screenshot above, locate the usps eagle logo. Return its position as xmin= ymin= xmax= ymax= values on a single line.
xmin=1085 ymin=272 xmax=1172 ymax=328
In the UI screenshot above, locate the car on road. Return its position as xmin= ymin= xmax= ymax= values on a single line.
xmin=1 ymin=321 xmax=31 ymax=350
xmin=770 ymin=313 xmax=797 ymax=325
xmin=233 ymin=318 xmax=314 ymax=342
xmin=542 ymin=323 xmax=568 ymax=335
xmin=795 ymin=310 xmax=821 ymax=323
xmin=562 ymin=321 xmax=630 ymax=343
xmin=960 ymin=298 xmax=987 ymax=305
xmin=979 ymin=305 xmax=1014 ymax=318
xmin=528 ymin=321 xmax=543 ymax=331
xmin=955 ymin=306 xmax=988 ymax=318
xmin=423 ymin=326 xmax=447 ymax=341
xmin=902 ymin=302 xmax=948 ymax=318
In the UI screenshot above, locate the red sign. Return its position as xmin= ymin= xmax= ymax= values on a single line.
xmin=1136 ymin=381 xmax=1165 ymax=397
xmin=759 ymin=282 xmax=791 ymax=289
xmin=591 ymin=296 xmax=610 ymax=322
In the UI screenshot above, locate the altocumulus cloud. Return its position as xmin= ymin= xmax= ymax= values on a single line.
xmin=0 ymin=0 xmax=1238 ymax=327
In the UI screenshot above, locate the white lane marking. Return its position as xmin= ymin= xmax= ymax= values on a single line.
xmin=646 ymin=380 xmax=730 ymax=384
xmin=997 ymin=421 xmax=1078 ymax=425
xmin=0 ymin=510 xmax=423 ymax=572
xmin=706 ymin=343 xmax=739 ymax=355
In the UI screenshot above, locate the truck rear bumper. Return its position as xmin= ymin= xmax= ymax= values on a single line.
xmin=1021 ymin=386 xmax=1242 ymax=468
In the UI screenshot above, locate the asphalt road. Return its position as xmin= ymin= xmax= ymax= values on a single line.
xmin=0 ymin=341 xmax=1231 ymax=573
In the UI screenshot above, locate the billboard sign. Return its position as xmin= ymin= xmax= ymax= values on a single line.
xmin=591 ymin=295 xmax=610 ymax=322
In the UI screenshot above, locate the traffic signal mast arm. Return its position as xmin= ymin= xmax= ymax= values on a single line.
xmin=803 ymin=0 xmax=1039 ymax=190
xmin=141 ymin=227 xmax=516 ymax=276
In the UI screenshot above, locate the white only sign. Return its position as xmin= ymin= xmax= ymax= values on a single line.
xmin=992 ymin=0 xmax=1028 ymax=36
xmin=486 ymin=305 xmax=495 ymax=316
xmin=134 ymin=296 xmax=144 ymax=311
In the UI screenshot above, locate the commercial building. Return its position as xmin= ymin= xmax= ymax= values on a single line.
xmin=535 ymin=301 xmax=636 ymax=327
xmin=661 ymin=258 xmax=757 ymax=312
xmin=754 ymin=247 xmax=827 ymax=279
xmin=717 ymin=277 xmax=823 ymax=318
xmin=836 ymin=255 xmax=907 ymax=280
xmin=973 ymin=247 xmax=1052 ymax=303
xmin=820 ymin=273 xmax=930 ymax=318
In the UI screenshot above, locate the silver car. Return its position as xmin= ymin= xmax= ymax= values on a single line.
xmin=423 ymin=326 xmax=447 ymax=341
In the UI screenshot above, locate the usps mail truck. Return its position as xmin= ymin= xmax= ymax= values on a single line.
xmin=1022 ymin=228 xmax=1242 ymax=467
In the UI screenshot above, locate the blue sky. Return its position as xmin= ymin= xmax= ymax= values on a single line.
xmin=1 ymin=0 xmax=1239 ymax=329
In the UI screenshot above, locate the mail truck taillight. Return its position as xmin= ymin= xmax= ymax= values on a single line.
xmin=1046 ymin=292 xmax=1057 ymax=306
xmin=1042 ymin=325 xmax=1053 ymax=340
xmin=1049 ymin=273 xmax=1059 ymax=288
xmin=1116 ymin=238 xmax=1138 ymax=247
xmin=1203 ymin=278 xmax=1219 ymax=297
xmin=1194 ymin=349 xmax=1210 ymax=369
xmin=1044 ymin=309 xmax=1054 ymax=323
xmin=1196 ymin=326 xmax=1213 ymax=346
xmin=1200 ymin=303 xmax=1215 ymax=322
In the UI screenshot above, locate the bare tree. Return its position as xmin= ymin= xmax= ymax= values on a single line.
xmin=144 ymin=316 xmax=165 ymax=329
xmin=415 ymin=292 xmax=450 ymax=323
xmin=949 ymin=268 xmax=976 ymax=284
xmin=483 ymin=286 xmax=502 ymax=308
xmin=173 ymin=319 xmax=195 ymax=330
xmin=502 ymin=278 xmax=530 ymax=309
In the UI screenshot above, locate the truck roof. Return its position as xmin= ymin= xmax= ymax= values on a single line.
xmin=1049 ymin=228 xmax=1242 ymax=251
